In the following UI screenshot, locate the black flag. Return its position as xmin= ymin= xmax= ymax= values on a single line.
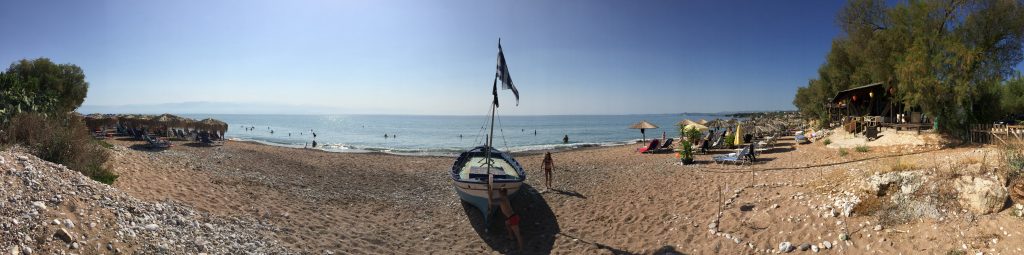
xmin=494 ymin=39 xmax=519 ymax=107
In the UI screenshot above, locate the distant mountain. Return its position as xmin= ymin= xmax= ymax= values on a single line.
xmin=77 ymin=101 xmax=352 ymax=115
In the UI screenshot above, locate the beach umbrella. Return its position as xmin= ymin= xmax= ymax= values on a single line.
xmin=734 ymin=123 xmax=744 ymax=146
xmin=629 ymin=120 xmax=659 ymax=143
xmin=705 ymin=118 xmax=724 ymax=128
xmin=678 ymin=119 xmax=698 ymax=126
xmin=684 ymin=123 xmax=709 ymax=132
xmin=698 ymin=119 xmax=709 ymax=125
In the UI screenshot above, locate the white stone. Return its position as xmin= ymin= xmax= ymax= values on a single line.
xmin=811 ymin=244 xmax=820 ymax=252
xmin=144 ymin=224 xmax=158 ymax=230
xmin=955 ymin=175 xmax=1008 ymax=214
xmin=779 ymin=242 xmax=793 ymax=253
xmin=31 ymin=201 xmax=46 ymax=210
xmin=873 ymin=225 xmax=883 ymax=231
xmin=823 ymin=240 xmax=832 ymax=249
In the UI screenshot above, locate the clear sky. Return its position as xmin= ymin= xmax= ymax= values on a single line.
xmin=1 ymin=0 xmax=851 ymax=115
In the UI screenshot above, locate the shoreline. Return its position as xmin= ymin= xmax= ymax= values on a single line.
xmin=226 ymin=136 xmax=651 ymax=157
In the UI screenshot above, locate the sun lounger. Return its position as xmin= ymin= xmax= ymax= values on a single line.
xmin=755 ymin=136 xmax=775 ymax=153
xmin=143 ymin=134 xmax=171 ymax=149
xmin=655 ymin=138 xmax=675 ymax=152
xmin=795 ymin=134 xmax=809 ymax=144
xmin=637 ymin=139 xmax=661 ymax=154
xmin=713 ymin=145 xmax=754 ymax=165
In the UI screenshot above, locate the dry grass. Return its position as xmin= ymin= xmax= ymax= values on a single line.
xmin=852 ymin=195 xmax=882 ymax=216
xmin=880 ymin=157 xmax=918 ymax=174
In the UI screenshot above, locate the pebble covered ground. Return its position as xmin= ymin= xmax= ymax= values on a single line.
xmin=0 ymin=147 xmax=290 ymax=254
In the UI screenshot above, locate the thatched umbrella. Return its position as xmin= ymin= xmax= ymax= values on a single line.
xmin=698 ymin=119 xmax=709 ymax=125
xmin=629 ymin=120 xmax=659 ymax=143
xmin=678 ymin=119 xmax=698 ymax=126
xmin=683 ymin=123 xmax=709 ymax=132
xmin=198 ymin=118 xmax=229 ymax=134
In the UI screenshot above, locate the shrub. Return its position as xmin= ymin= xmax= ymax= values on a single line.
xmin=1002 ymin=140 xmax=1024 ymax=181
xmin=855 ymin=145 xmax=870 ymax=153
xmin=725 ymin=134 xmax=736 ymax=148
xmin=823 ymin=138 xmax=831 ymax=145
xmin=1 ymin=113 xmax=117 ymax=184
xmin=839 ymin=148 xmax=849 ymax=156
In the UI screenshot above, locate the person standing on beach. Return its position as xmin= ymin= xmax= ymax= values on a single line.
xmin=542 ymin=152 xmax=554 ymax=191
xmin=498 ymin=189 xmax=523 ymax=250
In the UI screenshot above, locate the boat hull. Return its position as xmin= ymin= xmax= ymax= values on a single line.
xmin=453 ymin=181 xmax=523 ymax=220
xmin=451 ymin=146 xmax=527 ymax=223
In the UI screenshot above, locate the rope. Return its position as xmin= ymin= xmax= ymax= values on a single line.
xmin=472 ymin=106 xmax=491 ymax=146
xmin=496 ymin=111 xmax=510 ymax=151
xmin=695 ymin=147 xmax=944 ymax=174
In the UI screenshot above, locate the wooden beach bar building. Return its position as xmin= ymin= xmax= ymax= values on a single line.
xmin=827 ymin=82 xmax=931 ymax=137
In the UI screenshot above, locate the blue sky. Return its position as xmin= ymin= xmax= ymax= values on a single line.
xmin=1 ymin=0 xmax=850 ymax=115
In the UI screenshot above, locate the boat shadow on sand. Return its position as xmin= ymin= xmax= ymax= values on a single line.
xmin=461 ymin=184 xmax=559 ymax=254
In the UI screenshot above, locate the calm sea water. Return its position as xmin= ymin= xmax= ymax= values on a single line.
xmin=180 ymin=114 xmax=729 ymax=156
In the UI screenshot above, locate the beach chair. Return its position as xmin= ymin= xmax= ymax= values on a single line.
xmin=655 ymin=138 xmax=675 ymax=152
xmin=637 ymin=139 xmax=661 ymax=154
xmin=795 ymin=134 xmax=809 ymax=144
xmin=713 ymin=145 xmax=754 ymax=165
xmin=143 ymin=134 xmax=171 ymax=149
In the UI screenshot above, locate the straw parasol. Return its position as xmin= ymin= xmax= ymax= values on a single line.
xmin=198 ymin=118 xmax=229 ymax=134
xmin=629 ymin=120 xmax=659 ymax=143
xmin=678 ymin=119 xmax=698 ymax=126
xmin=84 ymin=114 xmax=117 ymax=131
xmin=706 ymin=118 xmax=727 ymax=128
xmin=684 ymin=123 xmax=709 ymax=132
xmin=698 ymin=119 xmax=709 ymax=125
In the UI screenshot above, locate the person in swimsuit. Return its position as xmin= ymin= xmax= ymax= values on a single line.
xmin=498 ymin=188 xmax=523 ymax=250
xmin=542 ymin=152 xmax=554 ymax=191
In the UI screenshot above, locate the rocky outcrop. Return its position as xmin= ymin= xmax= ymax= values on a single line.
xmin=863 ymin=171 xmax=926 ymax=197
xmin=955 ymin=175 xmax=1008 ymax=214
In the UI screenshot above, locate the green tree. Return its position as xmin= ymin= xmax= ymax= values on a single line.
xmin=794 ymin=0 xmax=1024 ymax=136
xmin=1003 ymin=74 xmax=1024 ymax=115
xmin=4 ymin=58 xmax=89 ymax=115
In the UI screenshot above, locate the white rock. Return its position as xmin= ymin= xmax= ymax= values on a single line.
xmin=823 ymin=240 xmax=832 ymax=249
xmin=779 ymin=242 xmax=793 ymax=253
xmin=144 ymin=224 xmax=159 ymax=230
xmin=955 ymin=175 xmax=1008 ymax=214
xmin=64 ymin=219 xmax=74 ymax=228
xmin=811 ymin=244 xmax=820 ymax=252
xmin=31 ymin=201 xmax=46 ymax=210
xmin=873 ymin=225 xmax=883 ymax=231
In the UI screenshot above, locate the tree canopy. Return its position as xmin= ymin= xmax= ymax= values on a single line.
xmin=0 ymin=58 xmax=89 ymax=122
xmin=793 ymin=0 xmax=1024 ymax=134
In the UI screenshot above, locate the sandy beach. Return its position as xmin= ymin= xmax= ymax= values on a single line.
xmin=88 ymin=133 xmax=1024 ymax=254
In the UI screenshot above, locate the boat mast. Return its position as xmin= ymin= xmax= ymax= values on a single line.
xmin=484 ymin=76 xmax=498 ymax=215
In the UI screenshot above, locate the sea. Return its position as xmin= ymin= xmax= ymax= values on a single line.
xmin=179 ymin=114 xmax=732 ymax=156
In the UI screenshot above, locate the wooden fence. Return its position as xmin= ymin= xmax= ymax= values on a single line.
xmin=970 ymin=124 xmax=1024 ymax=144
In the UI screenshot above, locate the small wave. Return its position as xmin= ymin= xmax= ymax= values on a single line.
xmin=226 ymin=136 xmax=640 ymax=157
